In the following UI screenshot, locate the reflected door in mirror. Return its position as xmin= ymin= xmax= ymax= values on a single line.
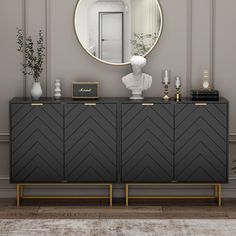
xmin=99 ymin=12 xmax=124 ymax=63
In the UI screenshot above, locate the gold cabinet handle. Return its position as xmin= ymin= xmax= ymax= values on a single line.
xmin=195 ymin=103 xmax=207 ymax=106
xmin=84 ymin=103 xmax=96 ymax=106
xmin=142 ymin=103 xmax=154 ymax=106
xmin=31 ymin=103 xmax=43 ymax=106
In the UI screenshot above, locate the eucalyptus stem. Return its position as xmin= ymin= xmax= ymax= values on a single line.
xmin=16 ymin=28 xmax=45 ymax=82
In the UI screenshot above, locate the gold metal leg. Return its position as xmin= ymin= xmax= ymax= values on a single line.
xmin=218 ymin=184 xmax=222 ymax=207
xmin=215 ymin=184 xmax=218 ymax=198
xmin=109 ymin=184 xmax=113 ymax=207
xmin=15 ymin=184 xmax=112 ymax=206
xmin=215 ymin=184 xmax=222 ymax=206
xmin=16 ymin=184 xmax=20 ymax=207
xmin=126 ymin=183 xmax=221 ymax=206
xmin=20 ymin=184 xmax=24 ymax=199
xmin=126 ymin=184 xmax=129 ymax=207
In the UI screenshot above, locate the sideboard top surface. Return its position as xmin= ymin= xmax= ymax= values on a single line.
xmin=10 ymin=97 xmax=229 ymax=104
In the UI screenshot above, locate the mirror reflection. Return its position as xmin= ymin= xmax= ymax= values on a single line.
xmin=74 ymin=0 xmax=163 ymax=65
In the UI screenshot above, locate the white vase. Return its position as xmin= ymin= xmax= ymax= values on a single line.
xmin=31 ymin=81 xmax=42 ymax=100
xmin=54 ymin=80 xmax=61 ymax=99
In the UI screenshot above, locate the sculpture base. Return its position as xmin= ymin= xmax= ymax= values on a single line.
xmin=129 ymin=96 xmax=144 ymax=100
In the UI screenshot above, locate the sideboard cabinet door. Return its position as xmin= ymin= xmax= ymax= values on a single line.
xmin=65 ymin=103 xmax=117 ymax=182
xmin=10 ymin=103 xmax=64 ymax=182
xmin=175 ymin=103 xmax=228 ymax=182
xmin=122 ymin=103 xmax=174 ymax=182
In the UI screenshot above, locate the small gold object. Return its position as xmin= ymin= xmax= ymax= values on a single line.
xmin=175 ymin=88 xmax=181 ymax=102
xmin=175 ymin=76 xmax=181 ymax=102
xmin=31 ymin=103 xmax=43 ymax=106
xmin=202 ymin=69 xmax=211 ymax=90
xmin=162 ymin=69 xmax=171 ymax=101
xmin=195 ymin=103 xmax=207 ymax=106
xmin=84 ymin=103 xmax=97 ymax=106
xmin=163 ymin=84 xmax=171 ymax=101
xmin=142 ymin=103 xmax=154 ymax=106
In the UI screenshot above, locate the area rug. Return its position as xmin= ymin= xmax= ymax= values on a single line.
xmin=1 ymin=219 xmax=236 ymax=236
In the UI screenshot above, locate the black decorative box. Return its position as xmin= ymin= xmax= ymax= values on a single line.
xmin=191 ymin=90 xmax=219 ymax=101
xmin=72 ymin=82 xmax=99 ymax=99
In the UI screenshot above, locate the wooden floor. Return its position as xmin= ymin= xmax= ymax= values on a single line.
xmin=1 ymin=198 xmax=236 ymax=219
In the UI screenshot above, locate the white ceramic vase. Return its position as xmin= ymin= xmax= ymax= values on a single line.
xmin=54 ymin=80 xmax=61 ymax=99
xmin=31 ymin=81 xmax=42 ymax=100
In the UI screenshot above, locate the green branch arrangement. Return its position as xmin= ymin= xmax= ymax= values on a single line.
xmin=16 ymin=28 xmax=45 ymax=82
xmin=131 ymin=32 xmax=158 ymax=56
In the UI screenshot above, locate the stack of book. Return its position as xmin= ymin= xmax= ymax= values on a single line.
xmin=191 ymin=90 xmax=219 ymax=101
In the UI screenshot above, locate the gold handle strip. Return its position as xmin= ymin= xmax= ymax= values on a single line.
xmin=195 ymin=103 xmax=207 ymax=106
xmin=31 ymin=103 xmax=43 ymax=106
xmin=84 ymin=103 xmax=96 ymax=106
xmin=142 ymin=103 xmax=154 ymax=106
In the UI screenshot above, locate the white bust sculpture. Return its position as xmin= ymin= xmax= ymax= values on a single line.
xmin=122 ymin=56 xmax=152 ymax=99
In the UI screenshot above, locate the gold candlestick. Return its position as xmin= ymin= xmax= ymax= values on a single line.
xmin=163 ymin=84 xmax=171 ymax=101
xmin=175 ymin=87 xmax=181 ymax=102
xmin=175 ymin=76 xmax=181 ymax=102
xmin=162 ymin=69 xmax=171 ymax=101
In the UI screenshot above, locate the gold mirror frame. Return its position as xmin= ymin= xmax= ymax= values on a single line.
xmin=74 ymin=0 xmax=163 ymax=66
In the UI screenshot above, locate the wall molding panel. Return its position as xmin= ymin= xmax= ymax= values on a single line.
xmin=186 ymin=0 xmax=216 ymax=92
xmin=45 ymin=0 xmax=51 ymax=97
xmin=22 ymin=0 xmax=28 ymax=97
xmin=230 ymin=133 xmax=236 ymax=143
xmin=210 ymin=0 xmax=216 ymax=88
xmin=186 ymin=0 xmax=192 ymax=95
xmin=23 ymin=0 xmax=48 ymax=97
xmin=0 ymin=133 xmax=9 ymax=143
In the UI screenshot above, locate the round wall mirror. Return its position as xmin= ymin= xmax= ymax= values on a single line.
xmin=74 ymin=0 xmax=163 ymax=65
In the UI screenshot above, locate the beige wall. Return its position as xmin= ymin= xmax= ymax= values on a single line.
xmin=0 ymin=0 xmax=236 ymax=197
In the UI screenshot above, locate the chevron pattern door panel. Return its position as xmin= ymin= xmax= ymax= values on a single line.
xmin=10 ymin=103 xmax=64 ymax=182
xmin=65 ymin=103 xmax=117 ymax=182
xmin=175 ymin=103 xmax=228 ymax=182
xmin=122 ymin=103 xmax=174 ymax=182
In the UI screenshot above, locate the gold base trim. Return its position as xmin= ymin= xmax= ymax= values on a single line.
xmin=128 ymin=196 xmax=216 ymax=199
xmin=125 ymin=184 xmax=222 ymax=207
xmin=16 ymin=184 xmax=112 ymax=207
xmin=22 ymin=196 xmax=110 ymax=199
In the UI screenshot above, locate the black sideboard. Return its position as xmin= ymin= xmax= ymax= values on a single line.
xmin=10 ymin=97 xmax=229 ymax=184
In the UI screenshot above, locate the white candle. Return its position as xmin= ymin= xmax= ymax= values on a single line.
xmin=175 ymin=77 xmax=181 ymax=88
xmin=162 ymin=69 xmax=171 ymax=85
xmin=163 ymin=70 xmax=170 ymax=84
xmin=165 ymin=70 xmax=168 ymax=78
xmin=164 ymin=76 xmax=169 ymax=84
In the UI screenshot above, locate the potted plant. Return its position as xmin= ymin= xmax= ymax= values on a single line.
xmin=131 ymin=32 xmax=158 ymax=56
xmin=16 ymin=28 xmax=45 ymax=100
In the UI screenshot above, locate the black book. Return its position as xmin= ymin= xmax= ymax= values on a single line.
xmin=192 ymin=96 xmax=219 ymax=101
xmin=191 ymin=90 xmax=219 ymax=101
xmin=191 ymin=90 xmax=219 ymax=96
